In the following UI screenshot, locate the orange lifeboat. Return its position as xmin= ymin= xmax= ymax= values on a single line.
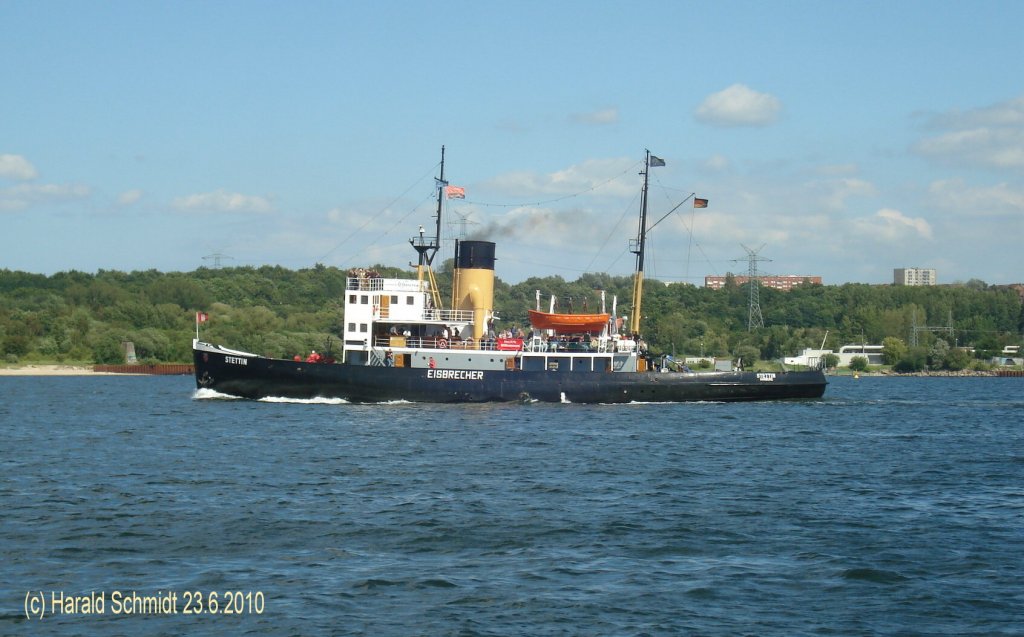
xmin=527 ymin=309 xmax=610 ymax=334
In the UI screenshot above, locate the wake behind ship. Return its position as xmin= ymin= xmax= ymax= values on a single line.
xmin=193 ymin=150 xmax=827 ymax=403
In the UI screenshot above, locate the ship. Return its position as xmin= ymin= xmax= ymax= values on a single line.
xmin=193 ymin=149 xmax=827 ymax=403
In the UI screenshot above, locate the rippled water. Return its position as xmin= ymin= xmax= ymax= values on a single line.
xmin=2 ymin=375 xmax=1022 ymax=635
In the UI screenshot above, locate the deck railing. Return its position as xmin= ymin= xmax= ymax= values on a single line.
xmin=346 ymin=277 xmax=426 ymax=292
xmin=369 ymin=336 xmax=631 ymax=354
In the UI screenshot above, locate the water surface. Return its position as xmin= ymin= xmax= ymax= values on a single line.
xmin=2 ymin=375 xmax=1021 ymax=635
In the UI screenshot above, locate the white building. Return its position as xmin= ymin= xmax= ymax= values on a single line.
xmin=894 ymin=267 xmax=937 ymax=286
xmin=784 ymin=348 xmax=830 ymax=368
xmin=836 ymin=344 xmax=884 ymax=366
xmin=785 ymin=345 xmax=885 ymax=368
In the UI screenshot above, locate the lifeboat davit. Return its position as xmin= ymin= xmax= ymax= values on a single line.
xmin=527 ymin=309 xmax=610 ymax=334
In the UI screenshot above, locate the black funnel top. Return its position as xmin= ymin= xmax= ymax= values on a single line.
xmin=455 ymin=240 xmax=496 ymax=270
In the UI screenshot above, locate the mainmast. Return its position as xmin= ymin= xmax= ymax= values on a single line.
xmin=629 ymin=150 xmax=661 ymax=335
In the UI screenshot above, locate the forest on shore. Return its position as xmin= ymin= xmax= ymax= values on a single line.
xmin=1 ymin=263 xmax=1021 ymax=372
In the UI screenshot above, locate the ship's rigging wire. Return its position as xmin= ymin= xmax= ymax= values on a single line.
xmin=645 ymin=173 xmax=722 ymax=281
xmin=337 ymin=190 xmax=437 ymax=269
xmin=317 ymin=161 xmax=441 ymax=265
xmin=583 ymin=188 xmax=642 ymax=274
xmin=316 ymin=156 xmax=722 ymax=282
xmin=459 ymin=160 xmax=643 ymax=209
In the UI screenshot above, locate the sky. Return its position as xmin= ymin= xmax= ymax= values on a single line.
xmin=2 ymin=1 xmax=1023 ymax=287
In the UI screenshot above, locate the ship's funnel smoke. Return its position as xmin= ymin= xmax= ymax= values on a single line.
xmin=467 ymin=206 xmax=591 ymax=242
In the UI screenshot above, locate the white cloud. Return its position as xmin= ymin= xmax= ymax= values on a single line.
xmin=695 ymin=84 xmax=782 ymax=127
xmin=0 ymin=154 xmax=38 ymax=180
xmin=570 ymin=107 xmax=619 ymax=125
xmin=484 ymin=157 xmax=637 ymax=198
xmin=172 ymin=189 xmax=273 ymax=213
xmin=927 ymin=178 xmax=1024 ymax=215
xmin=928 ymin=95 xmax=1024 ymax=129
xmin=0 ymin=183 xmax=90 ymax=212
xmin=815 ymin=177 xmax=877 ymax=212
xmin=852 ymin=208 xmax=933 ymax=241
xmin=118 ymin=189 xmax=144 ymax=205
xmin=701 ymin=154 xmax=731 ymax=172
xmin=816 ymin=163 xmax=860 ymax=176
xmin=913 ymin=95 xmax=1024 ymax=171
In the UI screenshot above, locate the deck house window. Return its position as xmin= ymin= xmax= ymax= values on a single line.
xmin=572 ymin=357 xmax=592 ymax=372
xmin=522 ymin=356 xmax=545 ymax=372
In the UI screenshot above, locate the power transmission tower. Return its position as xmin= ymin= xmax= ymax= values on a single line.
xmin=450 ymin=211 xmax=478 ymax=240
xmin=733 ymin=244 xmax=770 ymax=331
xmin=910 ymin=309 xmax=955 ymax=347
xmin=202 ymin=252 xmax=234 ymax=269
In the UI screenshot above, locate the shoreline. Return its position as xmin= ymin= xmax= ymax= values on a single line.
xmin=0 ymin=365 xmax=133 ymax=376
xmin=0 ymin=364 xmax=151 ymax=376
xmin=0 ymin=363 xmax=194 ymax=377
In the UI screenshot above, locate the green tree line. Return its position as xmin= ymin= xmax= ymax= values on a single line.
xmin=1 ymin=265 xmax=1021 ymax=368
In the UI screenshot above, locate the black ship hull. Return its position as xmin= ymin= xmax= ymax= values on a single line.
xmin=194 ymin=345 xmax=827 ymax=404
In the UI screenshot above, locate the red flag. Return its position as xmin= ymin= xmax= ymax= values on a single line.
xmin=445 ymin=185 xmax=465 ymax=199
xmin=196 ymin=312 xmax=209 ymax=323
xmin=693 ymin=198 xmax=708 ymax=208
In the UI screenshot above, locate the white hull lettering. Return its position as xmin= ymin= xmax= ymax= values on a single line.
xmin=757 ymin=373 xmax=776 ymax=382
xmin=427 ymin=369 xmax=484 ymax=381
xmin=225 ymin=356 xmax=248 ymax=366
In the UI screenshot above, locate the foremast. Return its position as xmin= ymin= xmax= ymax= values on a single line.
xmin=410 ymin=146 xmax=447 ymax=310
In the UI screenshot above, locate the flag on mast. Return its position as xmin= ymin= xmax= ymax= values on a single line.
xmin=649 ymin=155 xmax=666 ymax=167
xmin=445 ymin=185 xmax=465 ymax=199
xmin=694 ymin=198 xmax=709 ymax=208
xmin=195 ymin=311 xmax=209 ymax=339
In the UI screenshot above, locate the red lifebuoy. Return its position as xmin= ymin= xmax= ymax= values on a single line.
xmin=438 ymin=338 xmax=448 ymax=349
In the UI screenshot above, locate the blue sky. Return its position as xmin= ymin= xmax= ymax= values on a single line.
xmin=2 ymin=1 xmax=1022 ymax=286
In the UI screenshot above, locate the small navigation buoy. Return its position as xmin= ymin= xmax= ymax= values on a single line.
xmin=853 ymin=372 xmax=860 ymax=379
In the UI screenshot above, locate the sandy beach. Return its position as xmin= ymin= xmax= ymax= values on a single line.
xmin=0 ymin=365 xmax=131 ymax=376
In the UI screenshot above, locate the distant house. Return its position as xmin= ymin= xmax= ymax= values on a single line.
xmin=993 ymin=345 xmax=1023 ymax=367
xmin=704 ymin=274 xmax=822 ymax=290
xmin=894 ymin=267 xmax=936 ymax=286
